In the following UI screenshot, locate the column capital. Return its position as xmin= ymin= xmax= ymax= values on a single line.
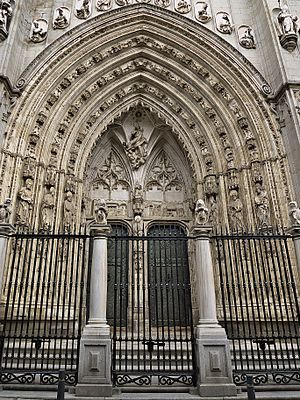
xmin=0 ymin=223 xmax=16 ymax=237
xmin=190 ymin=225 xmax=213 ymax=238
xmin=90 ymin=223 xmax=111 ymax=238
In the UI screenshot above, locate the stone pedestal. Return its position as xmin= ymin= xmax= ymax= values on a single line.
xmin=191 ymin=225 xmax=237 ymax=398
xmin=76 ymin=224 xmax=112 ymax=398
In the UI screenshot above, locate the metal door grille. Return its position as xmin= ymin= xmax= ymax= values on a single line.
xmin=110 ymin=224 xmax=196 ymax=386
xmin=0 ymin=228 xmax=91 ymax=385
xmin=213 ymin=228 xmax=300 ymax=386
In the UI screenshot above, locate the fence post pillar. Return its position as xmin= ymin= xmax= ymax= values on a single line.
xmin=190 ymin=204 xmax=236 ymax=398
xmin=76 ymin=223 xmax=112 ymax=398
xmin=0 ymin=223 xmax=16 ymax=294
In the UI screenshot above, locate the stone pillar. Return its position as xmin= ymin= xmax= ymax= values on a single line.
xmin=0 ymin=223 xmax=16 ymax=294
xmin=76 ymin=223 xmax=112 ymax=398
xmin=191 ymin=223 xmax=237 ymax=398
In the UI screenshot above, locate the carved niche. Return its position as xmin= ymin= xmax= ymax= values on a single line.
xmin=0 ymin=0 xmax=13 ymax=41
xmin=53 ymin=7 xmax=70 ymax=29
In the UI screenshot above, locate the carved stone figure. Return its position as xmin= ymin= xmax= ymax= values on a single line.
xmin=40 ymin=187 xmax=55 ymax=230
xmin=0 ymin=0 xmax=13 ymax=41
xmin=134 ymin=214 xmax=144 ymax=236
xmin=289 ymin=201 xmax=300 ymax=226
xmin=277 ymin=5 xmax=298 ymax=52
xmin=75 ymin=0 xmax=91 ymax=19
xmin=132 ymin=183 xmax=144 ymax=216
xmin=254 ymin=183 xmax=270 ymax=228
xmin=238 ymin=26 xmax=256 ymax=49
xmin=195 ymin=199 xmax=209 ymax=225
xmin=30 ymin=19 xmax=48 ymax=43
xmin=207 ymin=195 xmax=218 ymax=225
xmin=154 ymin=0 xmax=171 ymax=7
xmin=216 ymin=12 xmax=233 ymax=34
xmin=96 ymin=0 xmax=112 ymax=11
xmin=16 ymin=179 xmax=33 ymax=225
xmin=175 ymin=0 xmax=191 ymax=14
xmin=0 ymin=198 xmax=11 ymax=223
xmin=195 ymin=2 xmax=211 ymax=23
xmin=228 ymin=189 xmax=243 ymax=229
xmin=116 ymin=0 xmax=132 ymax=5
xmin=124 ymin=125 xmax=147 ymax=169
xmin=53 ymin=7 xmax=70 ymax=29
xmin=94 ymin=199 xmax=108 ymax=224
xmin=63 ymin=191 xmax=75 ymax=227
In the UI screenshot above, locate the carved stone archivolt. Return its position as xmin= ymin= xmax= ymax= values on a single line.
xmin=0 ymin=8 xmax=291 ymax=228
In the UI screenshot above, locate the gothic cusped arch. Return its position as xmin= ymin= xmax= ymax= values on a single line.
xmin=0 ymin=4 xmax=293 ymax=229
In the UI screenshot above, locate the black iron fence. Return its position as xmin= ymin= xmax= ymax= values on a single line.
xmin=109 ymin=223 xmax=196 ymax=386
xmin=213 ymin=227 xmax=300 ymax=386
xmin=0 ymin=227 xmax=91 ymax=385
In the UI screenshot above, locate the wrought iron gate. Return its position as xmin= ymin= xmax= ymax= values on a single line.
xmin=110 ymin=224 xmax=196 ymax=386
xmin=0 ymin=228 xmax=91 ymax=385
xmin=214 ymin=228 xmax=300 ymax=386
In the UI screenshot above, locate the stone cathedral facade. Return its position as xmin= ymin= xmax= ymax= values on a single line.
xmin=0 ymin=0 xmax=300 ymax=398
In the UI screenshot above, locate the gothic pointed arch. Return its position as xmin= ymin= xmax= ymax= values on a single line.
xmin=0 ymin=5 xmax=293 ymax=229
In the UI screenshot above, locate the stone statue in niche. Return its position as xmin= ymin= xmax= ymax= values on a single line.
xmin=0 ymin=0 xmax=13 ymax=41
xmin=207 ymin=195 xmax=218 ymax=224
xmin=53 ymin=7 xmax=70 ymax=29
xmin=94 ymin=199 xmax=108 ymax=224
xmin=40 ymin=187 xmax=55 ymax=230
xmin=75 ymin=0 xmax=91 ymax=19
xmin=254 ymin=182 xmax=270 ymax=228
xmin=16 ymin=179 xmax=34 ymax=225
xmin=30 ymin=19 xmax=48 ymax=43
xmin=238 ymin=26 xmax=256 ymax=49
xmin=216 ymin=11 xmax=233 ymax=34
xmin=124 ymin=125 xmax=147 ymax=169
xmin=195 ymin=199 xmax=209 ymax=225
xmin=63 ymin=191 xmax=75 ymax=227
xmin=195 ymin=2 xmax=211 ymax=23
xmin=204 ymin=175 xmax=219 ymax=224
xmin=175 ymin=0 xmax=191 ymax=14
xmin=134 ymin=215 xmax=144 ymax=236
xmin=228 ymin=189 xmax=243 ymax=229
xmin=154 ymin=0 xmax=171 ymax=7
xmin=132 ymin=183 xmax=144 ymax=216
xmin=96 ymin=0 xmax=112 ymax=11
xmin=0 ymin=198 xmax=11 ymax=223
xmin=277 ymin=5 xmax=298 ymax=52
xmin=289 ymin=201 xmax=300 ymax=226
xmin=116 ymin=0 xmax=132 ymax=6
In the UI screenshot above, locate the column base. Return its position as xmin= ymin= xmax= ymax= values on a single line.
xmin=195 ymin=322 xmax=237 ymax=398
xmin=76 ymin=324 xmax=112 ymax=398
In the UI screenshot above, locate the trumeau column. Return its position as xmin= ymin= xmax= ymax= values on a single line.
xmin=76 ymin=201 xmax=113 ymax=398
xmin=191 ymin=200 xmax=237 ymax=398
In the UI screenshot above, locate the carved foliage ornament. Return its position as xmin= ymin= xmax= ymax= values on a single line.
xmin=0 ymin=0 xmax=13 ymax=41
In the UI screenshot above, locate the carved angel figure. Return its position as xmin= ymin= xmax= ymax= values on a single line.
xmin=216 ymin=12 xmax=233 ymax=34
xmin=30 ymin=19 xmax=48 ymax=43
xmin=0 ymin=198 xmax=11 ymax=223
xmin=196 ymin=2 xmax=211 ymax=23
xmin=175 ymin=0 xmax=191 ymax=14
xmin=289 ymin=201 xmax=300 ymax=226
xmin=53 ymin=7 xmax=70 ymax=29
xmin=96 ymin=0 xmax=112 ymax=11
xmin=94 ymin=199 xmax=108 ymax=225
xmin=239 ymin=26 xmax=256 ymax=49
xmin=278 ymin=5 xmax=298 ymax=35
xmin=75 ymin=0 xmax=91 ymax=19
xmin=154 ymin=0 xmax=171 ymax=7
xmin=17 ymin=179 xmax=33 ymax=225
xmin=0 ymin=0 xmax=13 ymax=40
xmin=195 ymin=199 xmax=209 ymax=225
